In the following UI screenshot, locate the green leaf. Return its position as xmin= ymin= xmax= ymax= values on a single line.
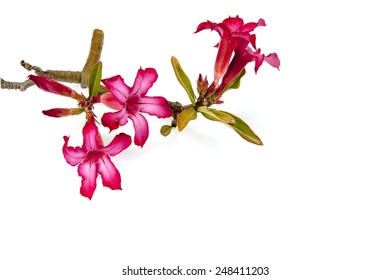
xmin=223 ymin=68 xmax=246 ymax=92
xmin=160 ymin=125 xmax=173 ymax=137
xmin=177 ymin=107 xmax=197 ymax=131
xmin=171 ymin=56 xmax=196 ymax=105
xmin=220 ymin=111 xmax=263 ymax=145
xmin=88 ymin=61 xmax=102 ymax=98
xmin=198 ymin=106 xmax=235 ymax=124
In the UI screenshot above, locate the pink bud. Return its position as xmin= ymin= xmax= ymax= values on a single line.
xmin=29 ymin=75 xmax=84 ymax=100
xmin=42 ymin=108 xmax=84 ymax=118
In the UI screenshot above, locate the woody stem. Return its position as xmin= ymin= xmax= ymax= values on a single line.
xmin=1 ymin=29 xmax=106 ymax=92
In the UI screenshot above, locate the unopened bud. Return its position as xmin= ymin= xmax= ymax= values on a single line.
xmin=29 ymin=75 xmax=84 ymax=100
xmin=42 ymin=108 xmax=84 ymax=118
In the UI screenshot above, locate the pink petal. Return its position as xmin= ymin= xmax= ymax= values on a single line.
xmin=28 ymin=75 xmax=83 ymax=100
xmin=194 ymin=20 xmax=216 ymax=33
xmin=62 ymin=136 xmax=86 ymax=166
xmin=131 ymin=68 xmax=158 ymax=97
xmin=210 ymin=22 xmax=230 ymax=39
xmin=264 ymin=53 xmax=280 ymax=70
xmin=78 ymin=161 xmax=98 ymax=200
xmin=249 ymin=34 xmax=257 ymax=49
xmin=82 ymin=120 xmax=102 ymax=150
xmin=250 ymin=49 xmax=265 ymax=73
xmin=97 ymin=155 xmax=121 ymax=191
xmin=100 ymin=92 xmax=123 ymax=110
xmin=128 ymin=113 xmax=149 ymax=147
xmin=101 ymin=75 xmax=130 ymax=104
xmin=101 ymin=108 xmax=129 ymax=131
xmin=222 ymin=16 xmax=244 ymax=32
xmin=240 ymin=18 xmax=266 ymax=32
xmin=138 ymin=96 xmax=172 ymax=118
xmin=213 ymin=24 xmax=235 ymax=83
xmin=257 ymin=18 xmax=266 ymax=26
xmin=101 ymin=133 xmax=132 ymax=156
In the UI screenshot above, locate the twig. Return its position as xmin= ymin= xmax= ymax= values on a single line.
xmin=1 ymin=29 xmax=105 ymax=92
xmin=0 ymin=78 xmax=34 ymax=91
xmin=81 ymin=29 xmax=104 ymax=88
xmin=21 ymin=60 xmax=82 ymax=83
xmin=168 ymin=101 xmax=194 ymax=127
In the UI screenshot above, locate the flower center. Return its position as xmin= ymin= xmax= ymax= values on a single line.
xmin=86 ymin=150 xmax=102 ymax=163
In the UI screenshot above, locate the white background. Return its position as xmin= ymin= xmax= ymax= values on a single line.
xmin=0 ymin=0 xmax=389 ymax=279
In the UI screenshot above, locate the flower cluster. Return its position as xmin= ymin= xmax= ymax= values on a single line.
xmin=28 ymin=66 xmax=171 ymax=199
xmin=195 ymin=16 xmax=280 ymax=102
xmin=1 ymin=15 xmax=279 ymax=199
xmin=167 ymin=16 xmax=280 ymax=145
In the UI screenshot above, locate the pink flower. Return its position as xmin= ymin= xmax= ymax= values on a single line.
xmin=217 ymin=48 xmax=279 ymax=96
xmin=63 ymin=120 xmax=132 ymax=200
xmin=195 ymin=16 xmax=280 ymax=96
xmin=100 ymin=68 xmax=172 ymax=147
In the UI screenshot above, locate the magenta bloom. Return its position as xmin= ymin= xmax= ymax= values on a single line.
xmin=195 ymin=16 xmax=280 ymax=96
xmin=63 ymin=120 xmax=132 ymax=200
xmin=100 ymin=68 xmax=172 ymax=147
